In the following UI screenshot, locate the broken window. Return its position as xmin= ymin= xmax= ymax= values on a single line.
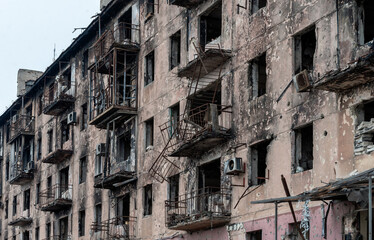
xmin=46 ymin=222 xmax=51 ymax=239
xmin=12 ymin=195 xmax=17 ymax=216
xmin=249 ymin=53 xmax=267 ymax=99
xmin=146 ymin=0 xmax=155 ymax=17
xmin=145 ymin=51 xmax=154 ymax=86
xmin=95 ymin=204 xmax=102 ymax=225
xmin=23 ymin=189 xmax=30 ymax=211
xmin=37 ymin=135 xmax=42 ymax=160
xmin=118 ymin=134 xmax=131 ymax=162
xmin=288 ymin=222 xmax=309 ymax=240
xmin=293 ymin=124 xmax=314 ymax=172
xmin=168 ymin=174 xmax=179 ymax=208
xmin=81 ymin=103 xmax=88 ymax=130
xmin=358 ymin=0 xmax=374 ymax=45
xmin=145 ymin=118 xmax=154 ymax=150
xmin=5 ymin=200 xmax=8 ymax=219
xmin=200 ymin=2 xmax=222 ymax=50
xmin=117 ymin=194 xmax=130 ymax=219
xmin=247 ymin=230 xmax=262 ymax=240
xmin=79 ymin=210 xmax=86 ymax=237
xmin=170 ymin=31 xmax=181 ymax=70
xmin=79 ymin=156 xmax=87 ymax=183
xmin=251 ymin=0 xmax=267 ymax=14
xmin=82 ymin=50 xmax=89 ymax=77
xmin=35 ymin=227 xmax=39 ymax=240
xmin=251 ymin=140 xmax=271 ymax=185
xmin=144 ymin=184 xmax=153 ymax=216
xmin=47 ymin=130 xmax=53 ymax=153
xmin=198 ymin=159 xmax=221 ymax=190
xmin=61 ymin=119 xmax=69 ymax=144
xmin=294 ymin=26 xmax=316 ymax=74
xmin=36 ymin=183 xmax=40 ymax=204
xmin=169 ymin=103 xmax=180 ymax=137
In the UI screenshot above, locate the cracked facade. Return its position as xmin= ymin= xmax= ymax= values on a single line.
xmin=0 ymin=0 xmax=374 ymax=239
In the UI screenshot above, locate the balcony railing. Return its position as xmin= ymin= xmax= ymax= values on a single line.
xmin=165 ymin=187 xmax=231 ymax=231
xmin=92 ymin=22 xmax=140 ymax=61
xmin=43 ymin=76 xmax=75 ymax=115
xmin=42 ymin=235 xmax=72 ymax=240
xmin=39 ymin=184 xmax=72 ymax=212
xmin=91 ymin=216 xmax=137 ymax=240
xmin=9 ymin=160 xmax=35 ymax=185
xmin=9 ymin=115 xmax=35 ymax=143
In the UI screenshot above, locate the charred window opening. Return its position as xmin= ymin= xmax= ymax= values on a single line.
xmin=79 ymin=210 xmax=86 ymax=237
xmin=118 ymin=133 xmax=131 ymax=162
xmin=168 ymin=174 xmax=179 ymax=208
xmin=247 ymin=230 xmax=262 ymax=240
xmin=81 ymin=103 xmax=88 ymax=130
xmin=95 ymin=204 xmax=102 ymax=226
xmin=169 ymin=103 xmax=180 ymax=137
xmin=249 ymin=53 xmax=267 ymax=99
xmin=354 ymin=101 xmax=374 ymax=155
xmin=79 ymin=156 xmax=87 ymax=184
xmin=119 ymin=8 xmax=132 ymax=40
xmin=47 ymin=130 xmax=53 ymax=153
xmin=251 ymin=140 xmax=270 ymax=185
xmin=294 ymin=26 xmax=316 ymax=74
xmin=198 ymin=159 xmax=221 ymax=191
xmin=200 ymin=2 xmax=222 ymax=50
xmin=59 ymin=217 xmax=69 ymax=239
xmin=61 ymin=119 xmax=69 ymax=145
xmin=145 ymin=51 xmax=154 ymax=86
xmin=294 ymin=124 xmax=314 ymax=172
xmin=117 ymin=194 xmax=130 ymax=219
xmin=170 ymin=31 xmax=181 ymax=70
xmin=358 ymin=0 xmax=374 ymax=44
xmin=143 ymin=184 xmax=153 ymax=216
xmin=23 ymin=189 xmax=30 ymax=211
xmin=145 ymin=118 xmax=154 ymax=150
xmin=36 ymin=183 xmax=40 ymax=204
xmin=251 ymin=0 xmax=267 ymax=14
xmin=12 ymin=195 xmax=17 ymax=216
xmin=288 ymin=222 xmax=309 ymax=240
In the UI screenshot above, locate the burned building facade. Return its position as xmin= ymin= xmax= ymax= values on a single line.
xmin=0 ymin=0 xmax=374 ymax=239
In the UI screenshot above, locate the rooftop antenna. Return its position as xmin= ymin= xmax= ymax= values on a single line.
xmin=53 ymin=44 xmax=56 ymax=61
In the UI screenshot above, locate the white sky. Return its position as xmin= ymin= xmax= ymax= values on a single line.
xmin=0 ymin=0 xmax=100 ymax=114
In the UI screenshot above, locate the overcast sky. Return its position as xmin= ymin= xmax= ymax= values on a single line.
xmin=0 ymin=0 xmax=100 ymax=114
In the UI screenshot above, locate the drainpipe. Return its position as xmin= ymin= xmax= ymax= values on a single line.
xmin=369 ymin=176 xmax=372 ymax=240
xmin=275 ymin=202 xmax=278 ymax=240
xmin=336 ymin=0 xmax=341 ymax=70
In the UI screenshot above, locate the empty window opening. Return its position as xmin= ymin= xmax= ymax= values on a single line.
xmin=59 ymin=217 xmax=69 ymax=239
xmin=251 ymin=0 xmax=267 ymax=14
xmin=35 ymin=227 xmax=39 ymax=240
xmin=37 ymin=135 xmax=42 ymax=160
xmin=60 ymin=167 xmax=69 ymax=191
xmin=170 ymin=31 xmax=181 ymax=70
xmin=81 ymin=103 xmax=88 ymax=130
xmin=23 ymin=231 xmax=30 ymax=240
xmin=38 ymin=94 xmax=43 ymax=116
xmin=168 ymin=174 xmax=179 ymax=208
xmin=22 ymin=137 xmax=33 ymax=170
xmin=117 ymin=194 xmax=130 ymax=219
xmin=169 ymin=103 xmax=180 ymax=137
xmin=26 ymin=105 xmax=32 ymax=117
xmin=82 ymin=50 xmax=89 ymax=77
xmin=46 ymin=222 xmax=51 ymax=239
xmin=118 ymin=134 xmax=131 ymax=162
xmin=145 ymin=51 xmax=155 ymax=86
xmin=358 ymin=0 xmax=374 ymax=44
xmin=79 ymin=210 xmax=86 ymax=237
xmin=12 ymin=195 xmax=17 ymax=216
xmin=47 ymin=130 xmax=53 ymax=153
xmin=294 ymin=124 xmax=314 ymax=172
xmin=47 ymin=176 xmax=52 ymax=197
xmin=79 ymin=156 xmax=87 ymax=184
xmin=5 ymin=158 xmax=9 ymax=181
xmin=198 ymin=159 xmax=221 ymax=191
xmin=247 ymin=230 xmax=262 ymax=240
xmin=144 ymin=184 xmax=153 ymax=216
xmin=354 ymin=101 xmax=374 ymax=155
xmin=119 ymin=8 xmax=132 ymax=40
xmin=251 ymin=140 xmax=271 ymax=185
xmin=288 ymin=222 xmax=309 ymax=240
xmin=95 ymin=204 xmax=102 ymax=225
xmin=200 ymin=2 xmax=222 ymax=50
xmin=5 ymin=200 xmax=8 ymax=219
xmin=62 ymin=68 xmax=72 ymax=91
xmin=294 ymin=26 xmax=316 ymax=74
xmin=249 ymin=53 xmax=267 ymax=99
xmin=116 ymin=53 xmax=137 ymax=107
xmin=23 ymin=189 xmax=30 ymax=211
xmin=36 ymin=183 xmax=40 ymax=204
xmin=61 ymin=119 xmax=69 ymax=145
xmin=145 ymin=118 xmax=154 ymax=150
xmin=146 ymin=0 xmax=155 ymax=17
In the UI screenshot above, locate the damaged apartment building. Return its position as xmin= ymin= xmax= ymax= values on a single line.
xmin=1 ymin=0 xmax=374 ymax=239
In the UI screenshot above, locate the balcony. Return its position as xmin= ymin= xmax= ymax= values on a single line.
xmin=41 ymin=149 xmax=73 ymax=164
xmin=42 ymin=236 xmax=72 ymax=240
xmin=39 ymin=184 xmax=72 ymax=212
xmin=314 ymin=51 xmax=374 ymax=92
xmin=8 ymin=115 xmax=35 ymax=143
xmin=94 ymin=171 xmax=135 ymax=189
xmin=165 ymin=187 xmax=231 ymax=231
xmin=169 ymin=0 xmax=204 ymax=8
xmin=43 ymin=77 xmax=75 ymax=116
xmin=91 ymin=216 xmax=137 ymax=240
xmin=9 ymin=161 xmax=35 ymax=185
xmin=8 ymin=217 xmax=32 ymax=227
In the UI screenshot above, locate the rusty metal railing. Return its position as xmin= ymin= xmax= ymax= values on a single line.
xmin=91 ymin=216 xmax=137 ymax=240
xmin=9 ymin=115 xmax=35 ymax=141
xmin=10 ymin=159 xmax=35 ymax=181
xmin=39 ymin=184 xmax=72 ymax=208
xmin=43 ymin=76 xmax=75 ymax=111
xmin=165 ymin=187 xmax=231 ymax=228
xmin=42 ymin=235 xmax=72 ymax=240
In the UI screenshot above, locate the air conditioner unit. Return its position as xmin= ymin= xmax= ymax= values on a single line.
xmin=96 ymin=143 xmax=106 ymax=156
xmin=25 ymin=161 xmax=35 ymax=173
xmin=224 ymin=158 xmax=244 ymax=175
xmin=67 ymin=112 xmax=77 ymax=125
xmin=12 ymin=115 xmax=18 ymax=123
xmin=293 ymin=70 xmax=312 ymax=92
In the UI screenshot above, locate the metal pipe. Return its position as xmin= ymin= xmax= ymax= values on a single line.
xmin=275 ymin=202 xmax=278 ymax=240
xmin=369 ymin=176 xmax=372 ymax=240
